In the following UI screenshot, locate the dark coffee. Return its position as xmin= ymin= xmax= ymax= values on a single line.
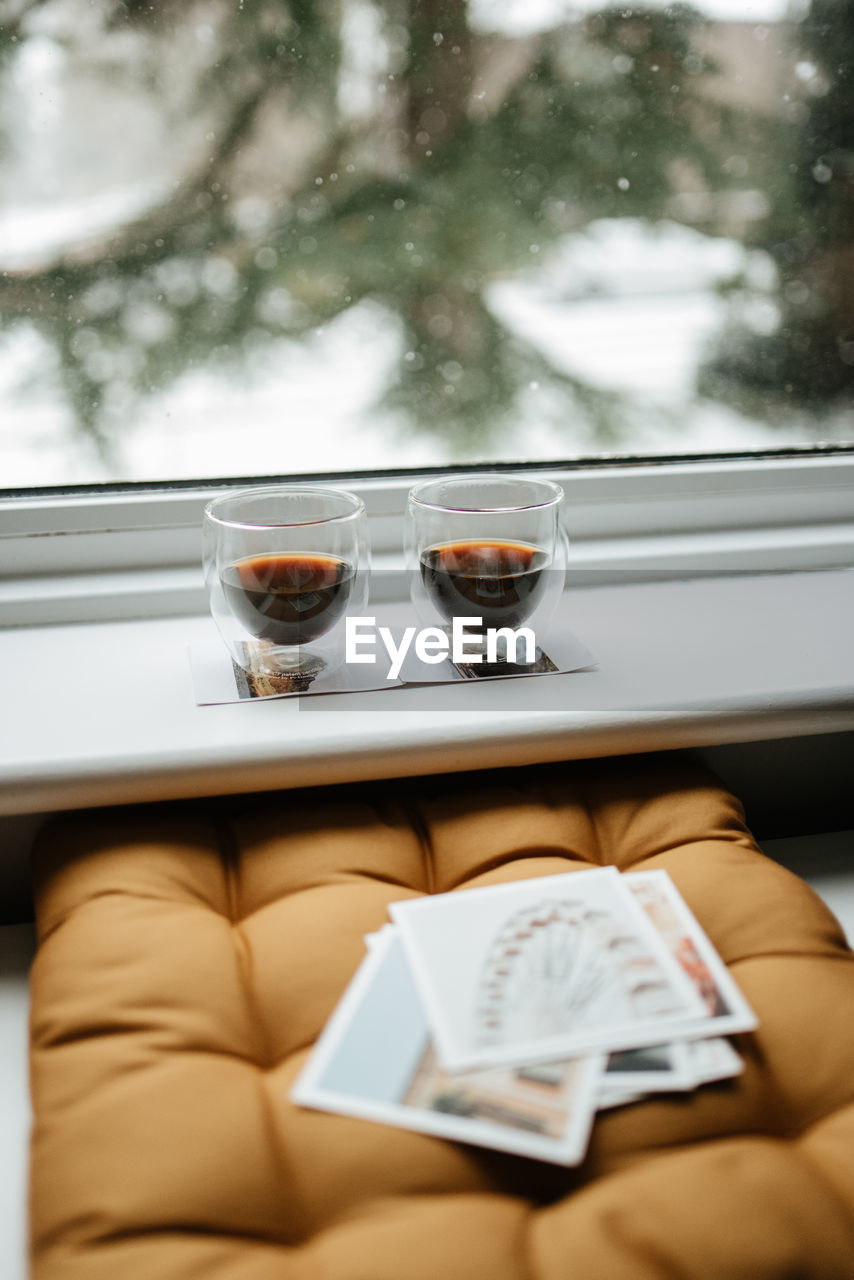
xmin=221 ymin=553 xmax=354 ymax=646
xmin=420 ymin=539 xmax=549 ymax=629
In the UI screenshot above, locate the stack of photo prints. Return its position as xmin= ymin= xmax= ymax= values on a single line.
xmin=292 ymin=867 xmax=757 ymax=1166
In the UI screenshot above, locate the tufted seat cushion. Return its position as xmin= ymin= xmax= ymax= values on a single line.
xmin=29 ymin=757 xmax=854 ymax=1279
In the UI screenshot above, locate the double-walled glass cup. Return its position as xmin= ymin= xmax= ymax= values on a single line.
xmin=204 ymin=485 xmax=369 ymax=678
xmin=406 ymin=473 xmax=566 ymax=659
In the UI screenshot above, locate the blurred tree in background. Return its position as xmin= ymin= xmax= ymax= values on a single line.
xmin=700 ymin=0 xmax=854 ymax=416
xmin=0 ymin=0 xmax=844 ymax=467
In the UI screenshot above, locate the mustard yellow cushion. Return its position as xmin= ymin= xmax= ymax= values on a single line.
xmin=29 ymin=758 xmax=854 ymax=1278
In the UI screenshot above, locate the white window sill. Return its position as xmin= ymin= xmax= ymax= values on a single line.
xmin=1 ymin=568 xmax=851 ymax=817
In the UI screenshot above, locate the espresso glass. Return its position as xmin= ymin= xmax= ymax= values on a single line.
xmin=406 ymin=474 xmax=566 ymax=652
xmin=204 ymin=485 xmax=368 ymax=677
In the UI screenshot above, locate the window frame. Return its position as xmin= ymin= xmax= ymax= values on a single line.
xmin=1 ymin=447 xmax=853 ymax=627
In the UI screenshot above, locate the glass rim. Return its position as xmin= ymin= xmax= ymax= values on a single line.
xmin=203 ymin=484 xmax=366 ymax=530
xmin=408 ymin=473 xmax=564 ymax=515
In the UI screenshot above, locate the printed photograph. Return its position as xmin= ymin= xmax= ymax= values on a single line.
xmin=602 ymin=1041 xmax=694 ymax=1092
xmin=233 ymin=642 xmax=322 ymax=698
xmin=292 ymin=929 xmax=601 ymax=1166
xmin=389 ymin=866 xmax=707 ymax=1070
xmin=454 ymin=646 xmax=560 ymax=680
xmin=625 ymin=870 xmax=758 ymax=1037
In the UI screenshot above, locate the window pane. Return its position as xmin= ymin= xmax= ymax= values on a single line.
xmin=0 ymin=0 xmax=851 ymax=488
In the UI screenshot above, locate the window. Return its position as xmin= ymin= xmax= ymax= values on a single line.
xmin=1 ymin=0 xmax=852 ymax=492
